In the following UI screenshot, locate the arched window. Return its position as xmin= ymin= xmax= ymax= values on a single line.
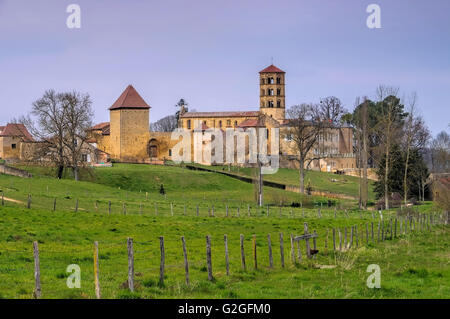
xmin=187 ymin=120 xmax=191 ymax=129
xmin=267 ymin=100 xmax=274 ymax=107
xmin=276 ymin=77 xmax=281 ymax=84
xmin=234 ymin=120 xmax=238 ymax=127
xmin=227 ymin=120 xmax=231 ymax=126
xmin=277 ymin=100 xmax=281 ymax=107
xmin=277 ymin=88 xmax=281 ymax=96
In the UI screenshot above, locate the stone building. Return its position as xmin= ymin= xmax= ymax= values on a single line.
xmin=90 ymin=64 xmax=357 ymax=171
xmin=0 ymin=123 xmax=35 ymax=162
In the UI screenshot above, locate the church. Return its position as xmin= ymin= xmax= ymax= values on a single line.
xmin=89 ymin=64 xmax=356 ymax=171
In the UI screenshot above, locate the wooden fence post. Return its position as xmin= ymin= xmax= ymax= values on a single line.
xmin=332 ymin=228 xmax=336 ymax=251
xmin=268 ymin=234 xmax=273 ymax=268
xmin=159 ymin=236 xmax=165 ymax=286
xmin=226 ymin=205 xmax=229 ymax=217
xmin=139 ymin=202 xmax=142 ymax=215
xmin=324 ymin=229 xmax=328 ymax=255
xmin=206 ymin=235 xmax=213 ymax=281
xmin=279 ymin=233 xmax=285 ymax=268
xmin=237 ymin=207 xmax=240 ymax=217
xmin=266 ymin=205 xmax=269 ymax=217
xmin=247 ymin=204 xmax=250 ymax=217
xmin=181 ymin=236 xmax=189 ymax=286
xmin=196 ymin=204 xmax=199 ymax=217
xmin=123 ymin=203 xmax=126 ymax=215
xmin=253 ymin=235 xmax=257 ymax=269
xmin=171 ymin=203 xmax=174 ymax=216
xmin=290 ymin=234 xmax=295 ymax=264
xmin=224 ymin=235 xmax=230 ymax=276
xmin=334 ymin=206 xmax=337 ymax=219
xmin=240 ymin=234 xmax=246 ymax=270
xmin=211 ymin=205 xmax=215 ymax=217
xmin=304 ymin=223 xmax=311 ymax=258
xmin=75 ymin=199 xmax=78 ymax=212
xmin=349 ymin=226 xmax=353 ymax=249
xmin=33 ymin=241 xmax=41 ymax=299
xmin=338 ymin=228 xmax=342 ymax=251
xmin=394 ymin=218 xmax=397 ymax=238
xmin=127 ymin=237 xmax=134 ymax=292
xmin=27 ymin=194 xmax=31 ymax=209
xmin=365 ymin=223 xmax=369 ymax=245
xmin=94 ymin=241 xmax=101 ymax=299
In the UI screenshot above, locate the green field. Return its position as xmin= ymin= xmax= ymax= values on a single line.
xmin=0 ymin=164 xmax=448 ymax=299
xmin=188 ymin=164 xmax=376 ymax=201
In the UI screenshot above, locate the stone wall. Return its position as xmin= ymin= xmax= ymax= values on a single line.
xmin=0 ymin=164 xmax=32 ymax=178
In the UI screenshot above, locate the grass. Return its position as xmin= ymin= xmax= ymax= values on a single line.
xmin=187 ymin=164 xmax=376 ymax=201
xmin=0 ymin=205 xmax=448 ymax=299
xmin=0 ymin=163 xmax=447 ymax=299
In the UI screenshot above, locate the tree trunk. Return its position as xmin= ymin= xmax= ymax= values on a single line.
xmin=299 ymin=158 xmax=305 ymax=194
xmin=57 ymin=165 xmax=64 ymax=179
xmin=403 ymin=148 xmax=410 ymax=205
xmin=73 ymin=166 xmax=79 ymax=181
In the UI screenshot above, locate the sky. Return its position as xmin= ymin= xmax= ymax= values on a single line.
xmin=0 ymin=0 xmax=449 ymax=136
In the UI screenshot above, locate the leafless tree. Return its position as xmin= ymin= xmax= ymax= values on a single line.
xmin=319 ymin=96 xmax=347 ymax=123
xmin=374 ymin=85 xmax=404 ymax=209
xmin=150 ymin=115 xmax=178 ymax=132
xmin=61 ymin=91 xmax=94 ymax=181
xmin=430 ymin=131 xmax=450 ymax=173
xmin=17 ymin=90 xmax=93 ymax=180
xmin=354 ymin=97 xmax=369 ymax=209
xmin=285 ymin=103 xmax=324 ymax=194
xmin=402 ymin=92 xmax=430 ymax=204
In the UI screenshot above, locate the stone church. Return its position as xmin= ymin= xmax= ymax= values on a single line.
xmin=90 ymin=64 xmax=356 ymax=171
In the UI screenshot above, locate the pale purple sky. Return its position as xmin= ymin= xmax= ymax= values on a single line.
xmin=0 ymin=0 xmax=449 ymax=136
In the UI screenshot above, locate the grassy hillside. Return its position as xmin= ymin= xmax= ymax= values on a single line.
xmin=3 ymin=164 xmax=359 ymax=213
xmin=188 ymin=164 xmax=375 ymax=201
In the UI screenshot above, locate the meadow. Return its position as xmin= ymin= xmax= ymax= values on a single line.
xmin=0 ymin=163 xmax=448 ymax=299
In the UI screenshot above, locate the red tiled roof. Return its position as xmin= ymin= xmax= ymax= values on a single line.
xmin=259 ymin=64 xmax=285 ymax=73
xmin=0 ymin=126 xmax=5 ymax=133
xmin=181 ymin=111 xmax=260 ymax=118
xmin=91 ymin=122 xmax=110 ymax=130
xmin=0 ymin=123 xmax=34 ymax=142
xmin=238 ymin=119 xmax=264 ymax=128
xmin=109 ymin=85 xmax=150 ymax=110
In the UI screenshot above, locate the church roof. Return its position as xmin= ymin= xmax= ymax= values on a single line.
xmin=91 ymin=122 xmax=110 ymax=130
xmin=259 ymin=64 xmax=285 ymax=73
xmin=109 ymin=85 xmax=150 ymax=110
xmin=238 ymin=118 xmax=264 ymax=128
xmin=0 ymin=123 xmax=34 ymax=142
xmin=181 ymin=111 xmax=260 ymax=118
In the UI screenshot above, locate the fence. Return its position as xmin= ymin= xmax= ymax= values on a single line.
xmin=14 ymin=213 xmax=447 ymax=299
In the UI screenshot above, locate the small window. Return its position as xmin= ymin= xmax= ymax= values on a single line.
xmin=187 ymin=120 xmax=191 ymax=129
xmin=169 ymin=149 xmax=172 ymax=156
xmin=268 ymin=77 xmax=274 ymax=84
xmin=227 ymin=120 xmax=231 ymax=126
xmin=276 ymin=77 xmax=281 ymax=84
xmin=277 ymin=100 xmax=281 ymax=107
xmin=11 ymin=143 xmax=16 ymax=149
xmin=277 ymin=88 xmax=281 ymax=96
xmin=219 ymin=120 xmax=222 ymax=127
xmin=267 ymin=100 xmax=274 ymax=108
xmin=234 ymin=121 xmax=238 ymax=127
xmin=82 ymin=154 xmax=88 ymax=162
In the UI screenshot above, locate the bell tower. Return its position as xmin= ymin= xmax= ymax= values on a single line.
xmin=259 ymin=64 xmax=285 ymax=122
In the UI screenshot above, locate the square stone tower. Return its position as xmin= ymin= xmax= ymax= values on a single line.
xmin=109 ymin=85 xmax=151 ymax=162
xmin=259 ymin=64 xmax=286 ymax=122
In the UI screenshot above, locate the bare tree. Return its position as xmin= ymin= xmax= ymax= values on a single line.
xmin=319 ymin=96 xmax=347 ymax=123
xmin=150 ymin=115 xmax=178 ymax=132
xmin=430 ymin=131 xmax=450 ymax=173
xmin=18 ymin=90 xmax=93 ymax=180
xmin=402 ymin=92 xmax=430 ymax=204
xmin=374 ymin=85 xmax=404 ymax=209
xmin=285 ymin=104 xmax=324 ymax=194
xmin=61 ymin=92 xmax=94 ymax=181
xmin=19 ymin=90 xmax=68 ymax=178
xmin=353 ymin=97 xmax=369 ymax=209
